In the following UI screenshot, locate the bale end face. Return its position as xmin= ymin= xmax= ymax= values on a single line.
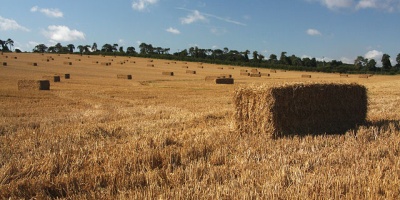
xmin=234 ymin=83 xmax=368 ymax=138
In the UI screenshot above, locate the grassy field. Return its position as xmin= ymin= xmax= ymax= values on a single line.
xmin=1 ymin=52 xmax=399 ymax=199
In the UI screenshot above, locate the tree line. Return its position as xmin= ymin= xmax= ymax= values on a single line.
xmin=1 ymin=38 xmax=399 ymax=74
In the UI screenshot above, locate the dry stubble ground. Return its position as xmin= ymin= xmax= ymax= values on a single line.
xmin=0 ymin=53 xmax=399 ymax=199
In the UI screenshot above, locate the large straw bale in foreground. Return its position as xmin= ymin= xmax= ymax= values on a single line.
xmin=18 ymin=80 xmax=50 ymax=91
xmin=234 ymin=83 xmax=367 ymax=138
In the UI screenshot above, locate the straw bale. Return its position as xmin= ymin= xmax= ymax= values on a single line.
xmin=63 ymin=62 xmax=72 ymax=65
xmin=359 ymin=74 xmax=369 ymax=78
xmin=234 ymin=83 xmax=367 ymax=138
xmin=117 ymin=74 xmax=132 ymax=80
xmin=18 ymin=80 xmax=50 ymax=91
xmin=148 ymin=59 xmax=153 ymax=62
xmin=64 ymin=74 xmax=70 ymax=79
xmin=165 ymin=62 xmax=170 ymax=64
xmin=147 ymin=64 xmax=155 ymax=67
xmin=240 ymin=69 xmax=248 ymax=73
xmin=92 ymin=61 xmax=99 ymax=64
xmin=215 ymin=78 xmax=234 ymax=84
xmin=220 ymin=74 xmax=232 ymax=78
xmin=42 ymin=75 xmax=61 ymax=82
xmin=228 ymin=67 xmax=235 ymax=69
xmin=197 ymin=66 xmax=204 ymax=68
xmin=251 ymin=69 xmax=258 ymax=73
xmin=162 ymin=72 xmax=174 ymax=76
xmin=302 ymin=74 xmax=312 ymax=78
xmin=186 ymin=70 xmax=196 ymax=74
xmin=250 ymin=73 xmax=262 ymax=77
xmin=75 ymin=59 xmax=81 ymax=61
xmin=2 ymin=62 xmax=6 ymax=66
xmin=340 ymin=74 xmax=349 ymax=77
xmin=14 ymin=57 xmax=17 ymax=59
xmin=182 ymin=66 xmax=189 ymax=68
xmin=42 ymin=59 xmax=50 ymax=62
xmin=205 ymin=76 xmax=225 ymax=81
xmin=261 ymin=73 xmax=270 ymax=77
xmin=218 ymin=67 xmax=224 ymax=69
xmin=101 ymin=62 xmax=111 ymax=66
xmin=280 ymin=70 xmax=287 ymax=72
xmin=130 ymin=61 xmax=136 ymax=63
xmin=28 ymin=62 xmax=38 ymax=66
xmin=240 ymin=72 xmax=250 ymax=76
xmin=270 ymin=70 xmax=277 ymax=73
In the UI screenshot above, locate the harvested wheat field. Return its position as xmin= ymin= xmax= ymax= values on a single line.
xmin=1 ymin=52 xmax=400 ymax=199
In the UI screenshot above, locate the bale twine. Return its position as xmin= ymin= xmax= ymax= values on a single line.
xmin=63 ymin=61 xmax=72 ymax=65
xmin=359 ymin=74 xmax=369 ymax=78
xmin=42 ymin=75 xmax=61 ymax=82
xmin=186 ymin=70 xmax=196 ymax=74
xmin=162 ymin=72 xmax=174 ymax=76
xmin=301 ymin=74 xmax=312 ymax=78
xmin=234 ymin=83 xmax=368 ymax=138
xmin=215 ymin=78 xmax=234 ymax=84
xmin=2 ymin=62 xmax=7 ymax=66
xmin=117 ymin=74 xmax=132 ymax=80
xmin=18 ymin=80 xmax=50 ymax=91
xmin=240 ymin=72 xmax=250 ymax=76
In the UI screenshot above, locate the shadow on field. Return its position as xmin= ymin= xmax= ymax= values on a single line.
xmin=364 ymin=119 xmax=400 ymax=130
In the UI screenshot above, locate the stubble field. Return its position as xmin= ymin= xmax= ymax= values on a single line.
xmin=0 ymin=53 xmax=399 ymax=199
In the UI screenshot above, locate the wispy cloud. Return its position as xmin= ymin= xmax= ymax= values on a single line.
xmin=0 ymin=16 xmax=30 ymax=31
xmin=306 ymin=28 xmax=322 ymax=36
xmin=178 ymin=7 xmax=246 ymax=26
xmin=166 ymin=27 xmax=181 ymax=34
xmin=31 ymin=6 xmax=63 ymax=18
xmin=306 ymin=0 xmax=400 ymax=12
xmin=132 ymin=0 xmax=158 ymax=11
xmin=43 ymin=25 xmax=85 ymax=42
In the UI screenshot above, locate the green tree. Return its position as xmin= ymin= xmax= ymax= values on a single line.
xmin=396 ymin=53 xmax=400 ymax=68
xmin=269 ymin=54 xmax=278 ymax=63
xmin=381 ymin=54 xmax=392 ymax=71
xmin=102 ymin=44 xmax=113 ymax=52
xmin=252 ymin=51 xmax=258 ymax=61
xmin=243 ymin=50 xmax=250 ymax=62
xmin=34 ymin=44 xmax=48 ymax=53
xmin=112 ymin=44 xmax=118 ymax=52
xmin=77 ymin=45 xmax=84 ymax=54
xmin=354 ymin=56 xmax=367 ymax=70
xmin=279 ymin=52 xmax=291 ymax=65
xmin=6 ymin=38 xmax=14 ymax=51
xmin=67 ymin=44 xmax=75 ymax=53
xmin=126 ymin=46 xmax=136 ymax=54
xmin=367 ymin=59 xmax=377 ymax=71
xmin=119 ymin=46 xmax=124 ymax=53
xmin=55 ymin=43 xmax=63 ymax=52
xmin=92 ymin=42 xmax=98 ymax=52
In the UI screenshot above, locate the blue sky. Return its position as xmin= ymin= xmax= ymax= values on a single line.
xmin=1 ymin=0 xmax=399 ymax=64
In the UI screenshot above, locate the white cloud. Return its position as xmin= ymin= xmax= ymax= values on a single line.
xmin=210 ymin=27 xmax=227 ymax=35
xmin=340 ymin=56 xmax=354 ymax=64
xmin=181 ymin=10 xmax=207 ymax=24
xmin=0 ymin=16 xmax=30 ymax=31
xmin=323 ymin=0 xmax=354 ymax=9
xmin=307 ymin=0 xmax=400 ymax=11
xmin=364 ymin=49 xmax=383 ymax=60
xmin=306 ymin=28 xmax=322 ymax=36
xmin=132 ymin=0 xmax=158 ymax=11
xmin=30 ymin=6 xmax=63 ymax=18
xmin=43 ymin=25 xmax=85 ymax=42
xmin=166 ymin=27 xmax=181 ymax=34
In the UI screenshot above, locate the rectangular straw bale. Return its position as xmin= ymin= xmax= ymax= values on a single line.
xmin=270 ymin=70 xmax=277 ymax=73
xmin=240 ymin=69 xmax=248 ymax=73
xmin=64 ymin=74 xmax=70 ymax=79
xmin=2 ymin=62 xmax=6 ymax=66
xmin=182 ymin=66 xmax=189 ymax=68
xmin=228 ymin=67 xmax=235 ymax=69
xmin=234 ymin=83 xmax=367 ymax=138
xmin=240 ymin=72 xmax=250 ymax=76
xmin=147 ymin=64 xmax=154 ymax=67
xmin=162 ymin=72 xmax=174 ymax=76
xmin=14 ymin=57 xmax=17 ymax=59
xmin=215 ymin=78 xmax=234 ymax=84
xmin=205 ymin=76 xmax=225 ymax=81
xmin=250 ymin=73 xmax=262 ymax=77
xmin=101 ymin=62 xmax=111 ymax=66
xmin=63 ymin=61 xmax=72 ymax=65
xmin=28 ymin=62 xmax=38 ymax=66
xmin=359 ymin=74 xmax=369 ymax=78
xmin=75 ymin=59 xmax=81 ymax=61
xmin=251 ymin=69 xmax=258 ymax=73
xmin=340 ymin=74 xmax=349 ymax=77
xmin=186 ymin=70 xmax=196 ymax=74
xmin=197 ymin=66 xmax=204 ymax=68
xmin=42 ymin=75 xmax=61 ymax=82
xmin=302 ymin=74 xmax=312 ymax=78
xmin=217 ymin=67 xmax=224 ymax=69
xmin=117 ymin=74 xmax=132 ymax=80
xmin=18 ymin=80 xmax=50 ymax=91
xmin=261 ymin=73 xmax=270 ymax=77
xmin=130 ymin=61 xmax=136 ymax=63
xmin=92 ymin=61 xmax=99 ymax=64
xmin=148 ymin=59 xmax=153 ymax=62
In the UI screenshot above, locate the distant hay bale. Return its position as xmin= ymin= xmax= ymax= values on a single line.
xmin=165 ymin=62 xmax=170 ymax=64
xmin=270 ymin=70 xmax=277 ymax=73
xmin=117 ymin=74 xmax=132 ymax=80
xmin=359 ymin=74 xmax=369 ymax=78
xmin=28 ymin=62 xmax=38 ymax=66
xmin=240 ymin=69 xmax=248 ymax=73
xmin=14 ymin=57 xmax=17 ymax=59
xmin=130 ymin=61 xmax=136 ymax=63
xmin=66 ymin=57 xmax=70 ymax=59
xmin=182 ymin=66 xmax=189 ymax=68
xmin=75 ymin=59 xmax=81 ymax=61
xmin=197 ymin=66 xmax=204 ymax=68
xmin=42 ymin=59 xmax=50 ymax=62
xmin=261 ymin=73 xmax=270 ymax=77
xmin=302 ymin=74 xmax=312 ymax=78
xmin=205 ymin=76 xmax=225 ymax=81
xmin=101 ymin=62 xmax=111 ymax=66
xmin=280 ymin=70 xmax=287 ymax=72
xmin=215 ymin=78 xmax=234 ymax=84
xmin=64 ymin=74 xmax=70 ymax=79
xmin=218 ymin=67 xmax=224 ymax=69
xmin=251 ymin=69 xmax=258 ymax=73
xmin=42 ymin=75 xmax=61 ymax=82
xmin=220 ymin=74 xmax=232 ymax=78
xmin=186 ymin=70 xmax=196 ymax=74
xmin=147 ymin=64 xmax=155 ymax=67
xmin=92 ymin=61 xmax=99 ymax=64
xmin=234 ymin=83 xmax=367 ymax=138
xmin=109 ymin=59 xmax=114 ymax=61
xmin=340 ymin=74 xmax=349 ymax=77
xmin=148 ymin=59 xmax=153 ymax=62
xmin=18 ymin=80 xmax=50 ymax=91
xmin=2 ymin=62 xmax=6 ymax=66
xmin=228 ymin=67 xmax=235 ymax=69
xmin=250 ymin=73 xmax=262 ymax=77
xmin=240 ymin=72 xmax=250 ymax=76
xmin=162 ymin=72 xmax=174 ymax=76
xmin=63 ymin=61 xmax=72 ymax=65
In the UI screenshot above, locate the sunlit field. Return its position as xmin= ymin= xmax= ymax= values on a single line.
xmin=1 ymin=52 xmax=399 ymax=199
